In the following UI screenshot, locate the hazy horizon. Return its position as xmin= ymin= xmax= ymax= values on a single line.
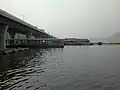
xmin=0 ymin=0 xmax=120 ymax=38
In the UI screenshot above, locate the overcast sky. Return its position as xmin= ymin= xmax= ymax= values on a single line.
xmin=0 ymin=0 xmax=120 ymax=38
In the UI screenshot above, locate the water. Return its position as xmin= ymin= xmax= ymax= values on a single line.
xmin=0 ymin=46 xmax=120 ymax=90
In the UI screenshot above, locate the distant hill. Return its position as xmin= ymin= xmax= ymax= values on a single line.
xmin=90 ymin=32 xmax=120 ymax=42
xmin=108 ymin=32 xmax=120 ymax=42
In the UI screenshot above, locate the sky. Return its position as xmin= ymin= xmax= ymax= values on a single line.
xmin=0 ymin=0 xmax=120 ymax=38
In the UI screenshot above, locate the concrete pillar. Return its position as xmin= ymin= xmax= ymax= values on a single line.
xmin=26 ymin=32 xmax=32 ymax=39
xmin=0 ymin=24 xmax=9 ymax=50
xmin=9 ymin=31 xmax=16 ymax=39
xmin=8 ymin=31 xmax=16 ymax=45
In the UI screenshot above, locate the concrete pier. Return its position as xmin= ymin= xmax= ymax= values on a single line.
xmin=0 ymin=24 xmax=9 ymax=50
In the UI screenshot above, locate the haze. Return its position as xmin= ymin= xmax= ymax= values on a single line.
xmin=0 ymin=0 xmax=120 ymax=38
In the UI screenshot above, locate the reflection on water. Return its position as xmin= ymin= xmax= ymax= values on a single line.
xmin=1 ymin=46 xmax=120 ymax=90
xmin=0 ymin=49 xmax=50 ymax=90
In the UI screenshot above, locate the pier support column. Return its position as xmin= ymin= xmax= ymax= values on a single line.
xmin=26 ymin=32 xmax=32 ymax=39
xmin=9 ymin=31 xmax=16 ymax=39
xmin=0 ymin=24 xmax=9 ymax=50
xmin=9 ymin=31 xmax=16 ymax=44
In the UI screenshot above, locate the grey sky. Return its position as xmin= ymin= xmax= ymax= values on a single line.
xmin=0 ymin=0 xmax=120 ymax=38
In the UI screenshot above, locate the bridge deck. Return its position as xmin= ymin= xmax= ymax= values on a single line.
xmin=0 ymin=9 xmax=52 ymax=37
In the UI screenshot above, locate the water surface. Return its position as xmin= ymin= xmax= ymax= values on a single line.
xmin=0 ymin=46 xmax=120 ymax=90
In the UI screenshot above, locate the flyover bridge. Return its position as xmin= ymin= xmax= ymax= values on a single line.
xmin=0 ymin=9 xmax=53 ymax=50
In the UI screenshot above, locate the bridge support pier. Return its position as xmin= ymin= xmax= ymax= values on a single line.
xmin=0 ymin=24 xmax=9 ymax=50
xmin=8 ymin=31 xmax=16 ymax=44
xmin=9 ymin=31 xmax=16 ymax=39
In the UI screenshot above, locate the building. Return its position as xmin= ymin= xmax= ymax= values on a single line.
xmin=64 ymin=38 xmax=90 ymax=45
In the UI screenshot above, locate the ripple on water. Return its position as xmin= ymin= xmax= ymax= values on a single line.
xmin=0 ymin=49 xmax=48 ymax=90
xmin=1 ymin=47 xmax=120 ymax=90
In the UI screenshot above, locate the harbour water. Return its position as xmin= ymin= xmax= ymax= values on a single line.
xmin=1 ymin=46 xmax=120 ymax=90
